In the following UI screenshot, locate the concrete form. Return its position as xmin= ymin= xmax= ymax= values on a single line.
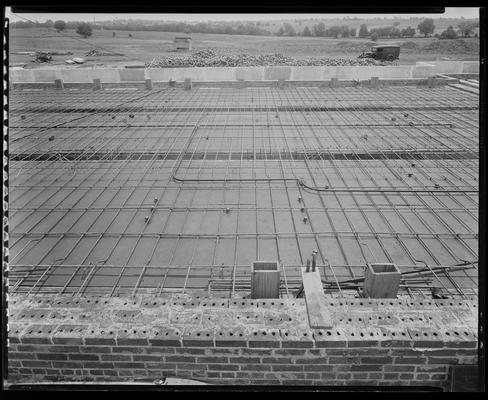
xmin=9 ymin=62 xmax=479 ymax=85
xmin=7 ymin=69 xmax=479 ymax=388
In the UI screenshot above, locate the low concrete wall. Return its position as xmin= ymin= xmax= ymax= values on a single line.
xmin=10 ymin=65 xmax=415 ymax=84
xmin=415 ymin=61 xmax=478 ymax=75
xmin=11 ymin=63 xmax=476 ymax=85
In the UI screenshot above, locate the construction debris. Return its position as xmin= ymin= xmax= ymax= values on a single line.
xmin=85 ymin=48 xmax=125 ymax=57
xmin=34 ymin=52 xmax=52 ymax=63
xmin=147 ymin=48 xmax=387 ymax=68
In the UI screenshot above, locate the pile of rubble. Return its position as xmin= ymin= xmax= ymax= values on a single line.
xmin=147 ymin=48 xmax=385 ymax=68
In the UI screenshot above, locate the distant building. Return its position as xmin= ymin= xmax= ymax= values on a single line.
xmin=174 ymin=36 xmax=192 ymax=51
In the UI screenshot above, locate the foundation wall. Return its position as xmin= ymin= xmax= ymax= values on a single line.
xmin=9 ymin=62 xmax=479 ymax=84
xmin=7 ymin=295 xmax=478 ymax=388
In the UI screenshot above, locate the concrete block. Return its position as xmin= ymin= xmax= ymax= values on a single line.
xmin=265 ymin=66 xmax=292 ymax=81
xmin=427 ymin=76 xmax=437 ymax=88
xmin=91 ymin=69 xmax=121 ymax=83
xmin=184 ymin=78 xmax=192 ymax=90
xmin=423 ymin=61 xmax=464 ymax=75
xmin=330 ymin=77 xmax=339 ymax=88
xmin=60 ymin=69 xmax=93 ymax=83
xmin=93 ymin=78 xmax=102 ymax=90
xmin=54 ymin=79 xmax=64 ymax=89
xmin=364 ymin=263 xmax=401 ymax=299
xmin=10 ymin=68 xmax=34 ymax=83
xmin=292 ymin=66 xmax=324 ymax=81
xmin=204 ymin=67 xmax=236 ymax=81
xmin=371 ymin=77 xmax=379 ymax=88
xmin=118 ymin=68 xmax=145 ymax=82
xmin=462 ymin=62 xmax=479 ymax=74
xmin=148 ymin=67 xmax=206 ymax=82
xmin=236 ymin=67 xmax=265 ymax=81
xmin=145 ymin=79 xmax=153 ymax=90
xmin=412 ymin=63 xmax=435 ymax=78
xmin=32 ymin=69 xmax=59 ymax=83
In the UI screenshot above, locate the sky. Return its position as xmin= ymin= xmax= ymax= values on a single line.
xmin=5 ymin=7 xmax=479 ymax=23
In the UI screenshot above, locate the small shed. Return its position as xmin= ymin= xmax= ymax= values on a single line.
xmin=174 ymin=36 xmax=192 ymax=51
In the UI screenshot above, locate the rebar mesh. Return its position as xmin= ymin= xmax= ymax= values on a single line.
xmin=8 ymin=85 xmax=479 ymax=298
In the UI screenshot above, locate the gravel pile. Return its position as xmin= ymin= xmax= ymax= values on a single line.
xmin=147 ymin=48 xmax=386 ymax=68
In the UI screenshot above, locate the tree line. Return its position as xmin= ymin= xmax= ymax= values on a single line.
xmin=10 ymin=18 xmax=479 ymax=40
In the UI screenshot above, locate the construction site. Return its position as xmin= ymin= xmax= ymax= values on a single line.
xmin=6 ymin=62 xmax=480 ymax=390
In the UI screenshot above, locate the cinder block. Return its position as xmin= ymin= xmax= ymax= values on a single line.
xmin=370 ymin=76 xmax=379 ymax=88
xmin=145 ymin=79 xmax=153 ymax=90
xmin=330 ymin=77 xmax=339 ymax=88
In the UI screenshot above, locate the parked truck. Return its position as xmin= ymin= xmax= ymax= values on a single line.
xmin=358 ymin=45 xmax=400 ymax=61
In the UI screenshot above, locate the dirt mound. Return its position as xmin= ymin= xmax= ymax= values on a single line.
xmin=421 ymin=39 xmax=479 ymax=54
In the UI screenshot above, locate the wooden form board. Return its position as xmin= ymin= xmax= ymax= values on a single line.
xmin=301 ymin=267 xmax=333 ymax=329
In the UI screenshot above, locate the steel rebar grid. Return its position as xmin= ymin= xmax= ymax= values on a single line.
xmin=8 ymin=85 xmax=479 ymax=298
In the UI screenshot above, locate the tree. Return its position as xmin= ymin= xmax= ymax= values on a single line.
xmin=458 ymin=21 xmax=476 ymax=38
xmin=440 ymin=26 xmax=458 ymax=40
xmin=313 ymin=22 xmax=326 ymax=37
xmin=349 ymin=27 xmax=356 ymax=37
xmin=328 ymin=26 xmax=342 ymax=38
xmin=371 ymin=32 xmax=379 ymax=41
xmin=45 ymin=19 xmax=54 ymax=28
xmin=390 ymin=27 xmax=401 ymax=38
xmin=417 ymin=18 xmax=435 ymax=37
xmin=393 ymin=21 xmax=400 ymax=27
xmin=400 ymin=26 xmax=416 ymax=38
xmin=112 ymin=31 xmax=116 ymax=37
xmin=54 ymin=20 xmax=66 ymax=32
xmin=302 ymin=26 xmax=312 ymax=36
xmin=358 ymin=24 xmax=369 ymax=38
xmin=76 ymin=22 xmax=93 ymax=38
xmin=282 ymin=22 xmax=296 ymax=36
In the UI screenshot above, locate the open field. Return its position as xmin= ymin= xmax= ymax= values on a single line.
xmin=9 ymin=28 xmax=479 ymax=69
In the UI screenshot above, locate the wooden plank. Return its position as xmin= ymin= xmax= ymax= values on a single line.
xmin=301 ymin=267 xmax=332 ymax=329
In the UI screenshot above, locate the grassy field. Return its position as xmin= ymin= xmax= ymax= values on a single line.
xmin=9 ymin=27 xmax=479 ymax=68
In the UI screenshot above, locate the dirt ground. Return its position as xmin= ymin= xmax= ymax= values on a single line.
xmin=9 ymin=27 xmax=480 ymax=69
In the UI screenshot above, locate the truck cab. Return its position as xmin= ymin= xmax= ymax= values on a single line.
xmin=359 ymin=45 xmax=400 ymax=61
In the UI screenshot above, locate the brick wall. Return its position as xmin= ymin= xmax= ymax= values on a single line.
xmin=7 ymin=295 xmax=478 ymax=388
